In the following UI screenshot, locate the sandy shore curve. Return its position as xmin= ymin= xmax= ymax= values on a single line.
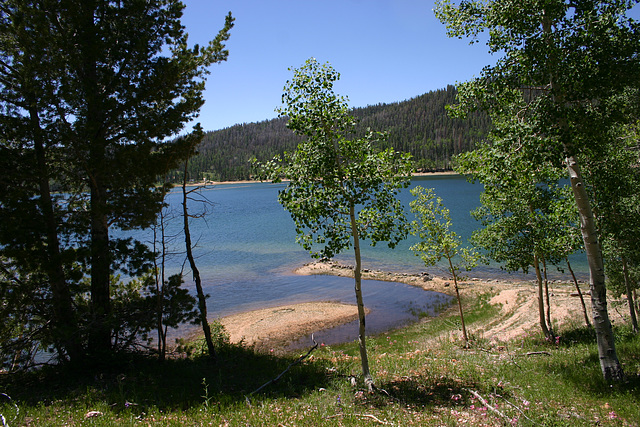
xmin=217 ymin=259 xmax=598 ymax=353
xmin=219 ymin=301 xmax=365 ymax=353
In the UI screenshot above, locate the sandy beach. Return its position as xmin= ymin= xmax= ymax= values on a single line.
xmin=217 ymin=259 xmax=604 ymax=353
xmin=218 ymin=301 xmax=366 ymax=353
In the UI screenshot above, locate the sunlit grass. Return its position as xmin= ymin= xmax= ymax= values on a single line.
xmin=1 ymin=292 xmax=638 ymax=426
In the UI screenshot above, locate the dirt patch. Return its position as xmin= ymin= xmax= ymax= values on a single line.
xmin=219 ymin=302 xmax=365 ymax=353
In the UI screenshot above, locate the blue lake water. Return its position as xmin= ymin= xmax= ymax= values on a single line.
xmin=126 ymin=175 xmax=588 ymax=344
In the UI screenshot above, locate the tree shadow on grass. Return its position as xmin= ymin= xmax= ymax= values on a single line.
xmin=558 ymin=324 xmax=597 ymax=345
xmin=0 ymin=342 xmax=330 ymax=414
xmin=551 ymin=324 xmax=640 ymax=396
xmin=363 ymin=375 xmax=494 ymax=410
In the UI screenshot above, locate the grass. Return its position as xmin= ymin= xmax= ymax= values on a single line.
xmin=1 ymin=293 xmax=639 ymax=426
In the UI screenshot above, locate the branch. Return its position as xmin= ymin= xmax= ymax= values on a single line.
xmin=495 ymin=393 xmax=538 ymax=425
xmin=327 ymin=413 xmax=395 ymax=425
xmin=466 ymin=389 xmax=509 ymax=421
xmin=245 ymin=335 xmax=319 ymax=404
xmin=0 ymin=263 xmax=27 ymax=288
xmin=525 ymin=351 xmax=551 ymax=356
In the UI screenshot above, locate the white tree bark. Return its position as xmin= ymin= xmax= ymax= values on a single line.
xmin=566 ymin=154 xmax=623 ymax=381
xmin=350 ymin=202 xmax=374 ymax=392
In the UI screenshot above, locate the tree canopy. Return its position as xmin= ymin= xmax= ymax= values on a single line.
xmin=0 ymin=0 xmax=233 ymax=365
xmin=437 ymin=0 xmax=640 ymax=381
xmin=257 ymin=58 xmax=413 ymax=391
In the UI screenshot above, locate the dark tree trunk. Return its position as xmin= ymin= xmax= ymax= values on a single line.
xmin=533 ymin=254 xmax=552 ymax=339
xmin=81 ymin=0 xmax=112 ymax=358
xmin=182 ymin=161 xmax=216 ymax=361
xmin=29 ymin=105 xmax=82 ymax=362
xmin=89 ymin=181 xmax=112 ymax=356
xmin=566 ymin=258 xmax=592 ymax=329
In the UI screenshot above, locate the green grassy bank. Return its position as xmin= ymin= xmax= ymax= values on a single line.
xmin=1 ymin=293 xmax=638 ymax=426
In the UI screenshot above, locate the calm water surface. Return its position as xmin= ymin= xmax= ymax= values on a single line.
xmin=129 ymin=175 xmax=587 ymax=343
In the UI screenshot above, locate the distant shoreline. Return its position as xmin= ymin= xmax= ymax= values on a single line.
xmin=184 ymin=170 xmax=459 ymax=188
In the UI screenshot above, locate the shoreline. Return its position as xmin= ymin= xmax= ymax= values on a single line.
xmin=214 ymin=259 xmax=598 ymax=352
xmin=185 ymin=170 xmax=460 ymax=188
xmin=215 ymin=260 xmax=500 ymax=352
xmin=215 ymin=258 xmax=466 ymax=353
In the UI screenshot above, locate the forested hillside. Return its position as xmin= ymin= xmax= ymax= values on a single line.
xmin=172 ymin=85 xmax=490 ymax=182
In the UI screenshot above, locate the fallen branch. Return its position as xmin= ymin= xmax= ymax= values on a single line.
xmin=327 ymin=413 xmax=394 ymax=425
xmin=525 ymin=351 xmax=551 ymax=356
xmin=246 ymin=335 xmax=319 ymax=404
xmin=466 ymin=389 xmax=509 ymax=421
xmin=502 ymin=345 xmax=523 ymax=370
xmin=476 ymin=347 xmax=500 ymax=356
xmin=495 ymin=394 xmax=538 ymax=425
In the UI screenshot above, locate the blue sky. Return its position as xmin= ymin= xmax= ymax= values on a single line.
xmin=181 ymin=1 xmax=639 ymax=132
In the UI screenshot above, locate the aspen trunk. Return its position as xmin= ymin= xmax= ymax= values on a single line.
xmin=447 ymin=252 xmax=468 ymax=345
xmin=350 ymin=202 xmax=374 ymax=392
xmin=565 ymin=154 xmax=623 ymax=380
xmin=153 ymin=213 xmax=168 ymax=360
xmin=621 ymin=256 xmax=638 ymax=333
xmin=542 ymin=256 xmax=554 ymax=338
xmin=542 ymin=10 xmax=623 ymax=381
xmin=533 ymin=254 xmax=551 ymax=339
xmin=566 ymin=258 xmax=591 ymax=328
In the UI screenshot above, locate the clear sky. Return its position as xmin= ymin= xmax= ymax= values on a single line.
xmin=180 ymin=0 xmax=639 ymax=132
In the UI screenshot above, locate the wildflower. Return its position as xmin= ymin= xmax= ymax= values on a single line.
xmin=609 ymin=411 xmax=618 ymax=419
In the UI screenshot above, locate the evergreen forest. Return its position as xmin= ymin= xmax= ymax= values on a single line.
xmin=170 ymin=86 xmax=490 ymax=182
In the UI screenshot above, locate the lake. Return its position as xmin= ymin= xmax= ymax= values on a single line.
xmin=130 ymin=174 xmax=588 ymax=344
